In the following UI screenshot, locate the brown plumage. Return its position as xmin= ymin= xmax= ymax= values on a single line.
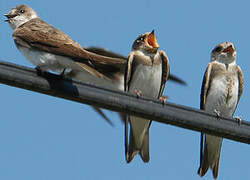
xmin=125 ymin=31 xmax=170 ymax=163
xmin=198 ymin=42 xmax=244 ymax=179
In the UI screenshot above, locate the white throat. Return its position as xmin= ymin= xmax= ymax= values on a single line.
xmin=9 ymin=13 xmax=37 ymax=30
xmin=212 ymin=51 xmax=236 ymax=65
xmin=216 ymin=55 xmax=236 ymax=65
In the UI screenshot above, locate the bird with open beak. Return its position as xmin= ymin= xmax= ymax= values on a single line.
xmin=125 ymin=30 xmax=170 ymax=162
xmin=4 ymin=4 xmax=130 ymax=126
xmin=4 ymin=4 xmax=125 ymax=80
xmin=81 ymin=46 xmax=187 ymax=124
xmin=198 ymin=42 xmax=244 ymax=179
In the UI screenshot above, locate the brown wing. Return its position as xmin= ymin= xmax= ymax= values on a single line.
xmin=200 ymin=63 xmax=213 ymax=110
xmin=124 ymin=52 xmax=135 ymax=92
xmin=14 ymin=18 xmax=126 ymax=72
xmin=199 ymin=62 xmax=213 ymax=173
xmin=84 ymin=47 xmax=127 ymax=60
xmin=13 ymin=18 xmax=88 ymax=60
xmin=85 ymin=46 xmax=188 ymax=86
xmin=124 ymin=52 xmax=135 ymax=157
xmin=236 ymin=65 xmax=244 ymax=105
xmin=158 ymin=50 xmax=170 ymax=97
xmin=75 ymin=62 xmax=109 ymax=79
xmin=85 ymin=47 xmax=187 ymax=85
xmin=85 ymin=50 xmax=126 ymax=75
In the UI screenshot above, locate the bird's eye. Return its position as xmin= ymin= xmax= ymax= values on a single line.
xmin=20 ymin=9 xmax=25 ymax=13
xmin=139 ymin=37 xmax=144 ymax=41
xmin=214 ymin=46 xmax=222 ymax=52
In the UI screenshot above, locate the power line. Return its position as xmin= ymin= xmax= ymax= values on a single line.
xmin=0 ymin=60 xmax=250 ymax=144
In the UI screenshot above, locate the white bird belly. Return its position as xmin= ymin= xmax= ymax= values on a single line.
xmin=128 ymin=64 xmax=162 ymax=148
xmin=18 ymin=46 xmax=81 ymax=74
xmin=129 ymin=64 xmax=162 ymax=98
xmin=204 ymin=75 xmax=238 ymax=168
xmin=205 ymin=76 xmax=238 ymax=117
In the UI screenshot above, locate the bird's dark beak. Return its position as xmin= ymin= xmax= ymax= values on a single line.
xmin=147 ymin=30 xmax=159 ymax=48
xmin=4 ymin=14 xmax=9 ymax=22
xmin=4 ymin=13 xmax=17 ymax=22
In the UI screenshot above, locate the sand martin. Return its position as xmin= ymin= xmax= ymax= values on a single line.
xmin=5 ymin=4 xmax=129 ymax=126
xmin=124 ymin=31 xmax=170 ymax=162
xmin=198 ymin=42 xmax=244 ymax=179
xmin=82 ymin=46 xmax=186 ymax=124
xmin=4 ymin=4 xmax=125 ymax=79
xmin=85 ymin=46 xmax=186 ymax=85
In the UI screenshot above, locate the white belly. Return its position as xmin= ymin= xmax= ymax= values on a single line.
xmin=205 ymin=76 xmax=238 ymax=117
xmin=128 ymin=64 xmax=162 ymax=149
xmin=18 ymin=46 xmax=82 ymax=74
xmin=115 ymin=75 xmax=124 ymax=91
xmin=129 ymin=64 xmax=162 ymax=98
xmin=18 ymin=47 xmax=125 ymax=92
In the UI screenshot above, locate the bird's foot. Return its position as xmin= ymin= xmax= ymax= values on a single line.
xmin=35 ymin=66 xmax=46 ymax=76
xmin=59 ymin=68 xmax=66 ymax=79
xmin=214 ymin=109 xmax=221 ymax=119
xmin=134 ymin=89 xmax=142 ymax=98
xmin=234 ymin=116 xmax=242 ymax=125
xmin=159 ymin=96 xmax=167 ymax=105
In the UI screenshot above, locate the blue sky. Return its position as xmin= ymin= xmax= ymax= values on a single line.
xmin=0 ymin=0 xmax=249 ymax=179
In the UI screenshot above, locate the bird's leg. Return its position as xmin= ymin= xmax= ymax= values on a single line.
xmin=214 ymin=109 xmax=221 ymax=119
xmin=159 ymin=96 xmax=167 ymax=105
xmin=59 ymin=68 xmax=66 ymax=79
xmin=134 ymin=89 xmax=142 ymax=98
xmin=234 ymin=116 xmax=242 ymax=125
xmin=35 ymin=66 xmax=46 ymax=76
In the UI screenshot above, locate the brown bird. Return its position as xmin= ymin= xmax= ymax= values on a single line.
xmin=85 ymin=46 xmax=186 ymax=85
xmin=198 ymin=42 xmax=244 ymax=179
xmin=5 ymin=4 xmax=127 ymax=126
xmin=5 ymin=4 xmax=125 ymax=79
xmin=83 ymin=46 xmax=186 ymax=124
xmin=124 ymin=30 xmax=169 ymax=162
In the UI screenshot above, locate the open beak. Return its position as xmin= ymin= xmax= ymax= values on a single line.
xmin=222 ymin=45 xmax=235 ymax=54
xmin=4 ymin=13 xmax=17 ymax=22
xmin=147 ymin=30 xmax=159 ymax=49
xmin=4 ymin=14 xmax=9 ymax=22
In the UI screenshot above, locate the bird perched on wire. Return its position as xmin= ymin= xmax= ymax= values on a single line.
xmin=83 ymin=46 xmax=187 ymax=124
xmin=198 ymin=42 xmax=244 ymax=179
xmin=124 ymin=30 xmax=170 ymax=162
xmin=4 ymin=4 xmax=128 ymax=126
xmin=4 ymin=5 xmax=186 ymax=127
xmin=4 ymin=4 xmax=126 ymax=79
xmin=85 ymin=46 xmax=186 ymax=85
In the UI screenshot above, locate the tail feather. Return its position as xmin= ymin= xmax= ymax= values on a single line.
xmin=198 ymin=155 xmax=209 ymax=177
xmin=126 ymin=118 xmax=150 ymax=163
xmin=198 ymin=134 xmax=222 ymax=179
xmin=140 ymin=128 xmax=150 ymax=162
xmin=126 ymin=129 xmax=137 ymax=163
xmin=198 ymin=134 xmax=209 ymax=177
xmin=212 ymin=151 xmax=221 ymax=179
